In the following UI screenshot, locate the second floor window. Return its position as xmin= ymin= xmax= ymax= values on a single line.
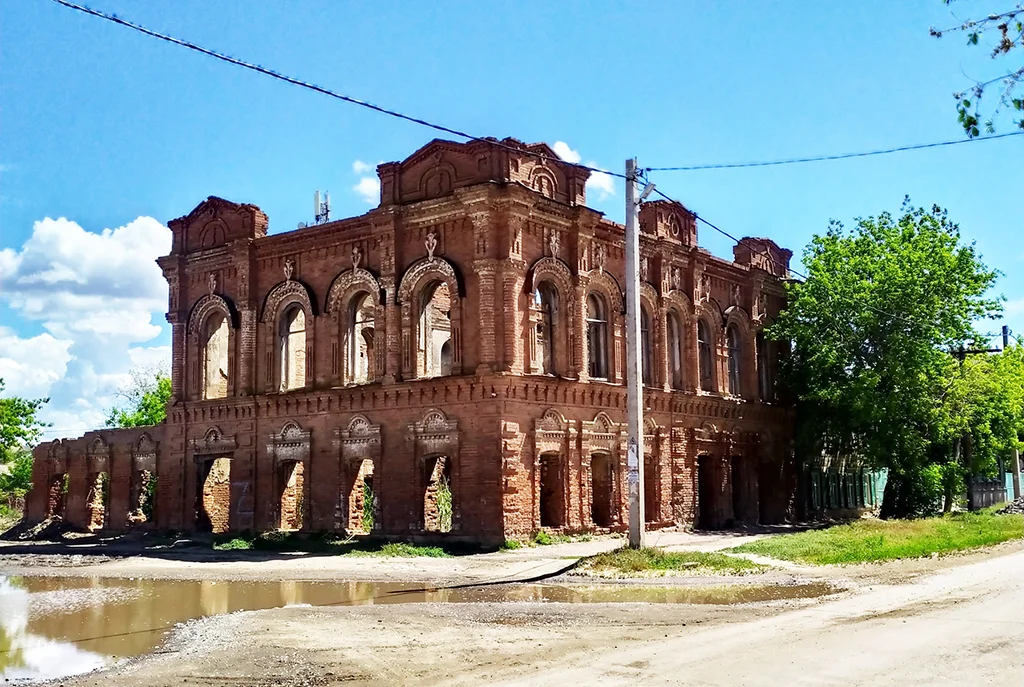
xmin=587 ymin=293 xmax=609 ymax=379
xmin=667 ymin=311 xmax=684 ymax=390
xmin=535 ymin=282 xmax=557 ymax=374
xmin=201 ymin=312 xmax=229 ymax=399
xmin=280 ymin=305 xmax=307 ymax=391
xmin=698 ymin=319 xmax=714 ymax=392
xmin=727 ymin=325 xmax=741 ymax=396
xmin=641 ymin=306 xmax=653 ymax=386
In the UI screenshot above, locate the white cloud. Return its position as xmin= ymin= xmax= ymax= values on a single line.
xmin=553 ymin=141 xmax=582 ymax=164
xmin=352 ymin=160 xmax=373 ymax=175
xmin=552 ymin=142 xmax=616 ymax=202
xmin=353 ymin=176 xmax=380 ymax=204
xmin=585 ymin=165 xmax=617 ymax=201
xmin=0 ymin=216 xmax=172 ymax=437
xmin=0 ymin=327 xmax=73 ymax=398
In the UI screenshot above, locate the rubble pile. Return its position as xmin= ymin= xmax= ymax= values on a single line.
xmin=997 ymin=496 xmax=1024 ymax=515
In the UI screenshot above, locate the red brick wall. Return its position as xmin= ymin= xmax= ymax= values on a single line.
xmin=30 ymin=138 xmax=795 ymax=544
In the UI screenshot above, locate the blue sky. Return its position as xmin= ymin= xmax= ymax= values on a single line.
xmin=1 ymin=0 xmax=1022 ymax=437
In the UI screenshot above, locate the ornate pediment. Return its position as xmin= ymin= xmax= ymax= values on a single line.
xmin=167 ymin=196 xmax=268 ymax=255
xmin=191 ymin=426 xmax=238 ymax=456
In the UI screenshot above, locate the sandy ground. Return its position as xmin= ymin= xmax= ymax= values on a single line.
xmin=43 ymin=543 xmax=1024 ymax=686
xmin=5 ymin=532 xmax=1024 ymax=685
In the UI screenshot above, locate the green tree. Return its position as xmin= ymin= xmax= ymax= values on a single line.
xmin=771 ymin=200 xmax=1002 ymax=517
xmin=104 ymin=368 xmax=172 ymax=429
xmin=933 ymin=344 xmax=1024 ymax=509
xmin=0 ymin=379 xmax=49 ymax=509
xmin=931 ymin=2 xmax=1024 ymax=136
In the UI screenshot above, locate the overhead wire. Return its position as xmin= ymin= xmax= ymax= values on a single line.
xmin=45 ymin=1 xmax=1016 ymax=360
xmin=642 ymin=131 xmax=1024 ymax=172
xmin=52 ymin=0 xmax=1023 ymax=177
xmin=48 ymin=0 xmax=627 ymax=182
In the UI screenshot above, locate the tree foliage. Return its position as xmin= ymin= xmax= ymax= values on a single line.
xmin=931 ymin=2 xmax=1024 ymax=136
xmin=104 ymin=369 xmax=172 ymax=429
xmin=770 ymin=200 xmax=1003 ymax=517
xmin=0 ymin=379 xmax=49 ymax=500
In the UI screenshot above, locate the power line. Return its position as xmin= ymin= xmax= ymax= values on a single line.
xmin=642 ymin=182 xmax=931 ymax=332
xmin=49 ymin=0 xmax=628 ymax=182
xmin=644 ymin=130 xmax=1024 ymax=172
xmin=51 ymin=0 xmax=1024 ymax=182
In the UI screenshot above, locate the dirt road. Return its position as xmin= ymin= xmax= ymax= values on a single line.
xmin=51 ymin=544 xmax=1023 ymax=686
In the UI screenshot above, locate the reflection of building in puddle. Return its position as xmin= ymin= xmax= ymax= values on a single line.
xmin=199 ymin=580 xmax=229 ymax=616
xmin=0 ymin=577 xmax=108 ymax=681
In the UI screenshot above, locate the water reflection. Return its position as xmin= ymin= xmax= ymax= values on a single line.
xmin=0 ymin=575 xmax=836 ymax=681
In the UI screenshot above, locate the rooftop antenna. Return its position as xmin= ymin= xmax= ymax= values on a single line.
xmin=314 ymin=190 xmax=330 ymax=225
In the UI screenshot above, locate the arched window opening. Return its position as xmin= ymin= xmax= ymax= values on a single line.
xmin=419 ymin=280 xmax=452 ymax=378
xmin=348 ymin=293 xmax=375 ymax=384
xmin=641 ymin=306 xmax=653 ymax=386
xmin=279 ymin=306 xmax=307 ymax=391
xmin=698 ymin=320 xmax=714 ymax=392
xmin=201 ymin=312 xmax=230 ymax=400
xmin=667 ymin=311 xmax=684 ymax=390
xmin=587 ymin=293 xmax=609 ymax=379
xmin=757 ymin=331 xmax=773 ymax=402
xmin=534 ymin=282 xmax=557 ymax=374
xmin=727 ymin=325 xmax=742 ymax=396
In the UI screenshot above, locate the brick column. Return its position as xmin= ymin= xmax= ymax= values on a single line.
xmin=575 ymin=284 xmax=589 ymax=381
xmin=237 ymin=307 xmax=256 ymax=395
xmin=473 ymin=260 xmax=499 ymax=374
xmin=502 ymin=262 xmax=526 ymax=374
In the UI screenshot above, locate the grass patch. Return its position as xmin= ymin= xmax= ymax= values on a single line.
xmin=213 ymin=537 xmax=253 ymax=551
xmin=500 ymin=539 xmax=523 ymax=551
xmin=531 ymin=531 xmax=593 ymax=546
xmin=210 ymin=532 xmax=455 ymax=557
xmin=733 ymin=512 xmax=1024 ymax=565
xmin=0 ymin=504 xmax=21 ymax=533
xmin=348 ymin=542 xmax=450 ymax=558
xmin=580 ymin=546 xmax=765 ymax=577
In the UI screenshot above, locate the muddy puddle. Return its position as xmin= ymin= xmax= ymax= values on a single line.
xmin=0 ymin=575 xmax=836 ymax=681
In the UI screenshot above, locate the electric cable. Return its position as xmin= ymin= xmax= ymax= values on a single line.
xmin=642 ymin=131 xmax=1024 ymax=172
xmin=49 ymin=0 xmax=627 ymax=181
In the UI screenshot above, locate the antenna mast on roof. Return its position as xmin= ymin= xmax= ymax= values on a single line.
xmin=314 ymin=190 xmax=331 ymax=224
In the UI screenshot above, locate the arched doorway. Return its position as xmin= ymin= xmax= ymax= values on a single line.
xmin=345 ymin=458 xmax=376 ymax=533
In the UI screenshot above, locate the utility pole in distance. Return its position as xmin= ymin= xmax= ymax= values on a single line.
xmin=625 ymin=158 xmax=646 ymax=548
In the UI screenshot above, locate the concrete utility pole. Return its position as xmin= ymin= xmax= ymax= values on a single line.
xmin=625 ymin=158 xmax=645 ymax=548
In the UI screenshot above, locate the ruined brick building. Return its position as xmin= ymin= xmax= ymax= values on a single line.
xmin=27 ymin=137 xmax=795 ymax=544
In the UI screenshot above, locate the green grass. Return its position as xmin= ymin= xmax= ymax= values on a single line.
xmin=733 ymin=512 xmax=1024 ymax=565
xmin=211 ymin=532 xmax=454 ymax=557
xmin=0 ymin=504 xmax=21 ymax=533
xmin=580 ymin=546 xmax=765 ymax=576
xmin=214 ymin=537 xmax=253 ymax=551
xmin=499 ymin=539 xmax=523 ymax=551
xmin=348 ymin=542 xmax=450 ymax=558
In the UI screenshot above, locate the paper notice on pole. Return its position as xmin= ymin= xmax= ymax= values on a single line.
xmin=627 ymin=439 xmax=639 ymax=485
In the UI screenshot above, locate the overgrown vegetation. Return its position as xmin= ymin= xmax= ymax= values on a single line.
xmin=436 ymin=476 xmax=452 ymax=532
xmin=580 ymin=547 xmax=765 ymax=577
xmin=362 ymin=480 xmax=374 ymax=531
xmin=771 ymin=200 xmax=1017 ymax=518
xmin=531 ymin=531 xmax=593 ymax=546
xmin=104 ymin=368 xmax=171 ymax=428
xmin=733 ymin=511 xmax=1024 ymax=565
xmin=0 ymin=378 xmax=49 ymax=527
